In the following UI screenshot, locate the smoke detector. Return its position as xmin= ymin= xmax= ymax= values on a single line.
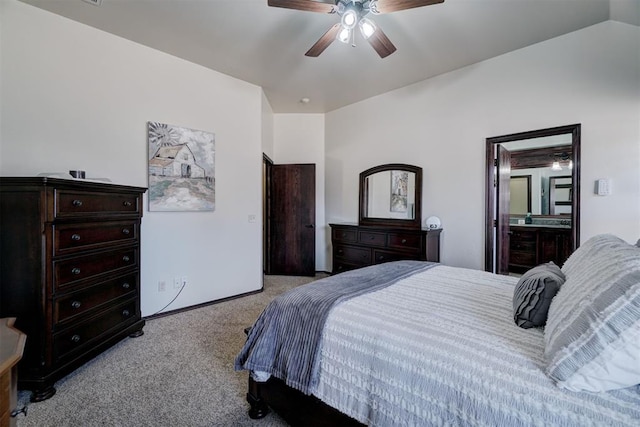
xmin=81 ymin=0 xmax=103 ymax=6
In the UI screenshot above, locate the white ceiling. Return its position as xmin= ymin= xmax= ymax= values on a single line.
xmin=19 ymin=0 xmax=640 ymax=113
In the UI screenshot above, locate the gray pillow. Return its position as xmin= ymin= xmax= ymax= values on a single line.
xmin=545 ymin=234 xmax=640 ymax=392
xmin=513 ymin=262 xmax=565 ymax=329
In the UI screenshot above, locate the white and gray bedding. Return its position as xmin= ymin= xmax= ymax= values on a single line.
xmin=235 ymin=260 xmax=436 ymax=393
xmin=236 ymin=260 xmax=640 ymax=426
xmin=314 ymin=265 xmax=639 ymax=426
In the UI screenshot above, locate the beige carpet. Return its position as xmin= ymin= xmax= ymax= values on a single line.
xmin=16 ymin=274 xmax=324 ymax=427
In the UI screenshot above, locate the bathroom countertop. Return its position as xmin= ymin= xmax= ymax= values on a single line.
xmin=510 ymin=223 xmax=571 ymax=229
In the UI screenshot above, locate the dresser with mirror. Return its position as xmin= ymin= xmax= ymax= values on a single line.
xmin=330 ymin=164 xmax=441 ymax=274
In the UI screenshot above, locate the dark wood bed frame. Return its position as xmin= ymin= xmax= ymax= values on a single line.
xmin=243 ymin=326 xmax=362 ymax=426
xmin=246 ymin=375 xmax=364 ymax=427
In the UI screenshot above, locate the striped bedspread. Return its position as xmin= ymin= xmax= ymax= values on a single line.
xmin=314 ymin=265 xmax=640 ymax=426
xmin=235 ymin=260 xmax=436 ymax=394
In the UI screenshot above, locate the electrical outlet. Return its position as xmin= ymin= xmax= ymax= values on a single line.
xmin=173 ymin=277 xmax=181 ymax=289
xmin=181 ymin=276 xmax=188 ymax=288
xmin=248 ymin=214 xmax=257 ymax=223
xmin=158 ymin=281 xmax=166 ymax=292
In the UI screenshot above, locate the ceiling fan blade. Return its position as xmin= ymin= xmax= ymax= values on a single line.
xmin=268 ymin=0 xmax=336 ymax=13
xmin=372 ymin=0 xmax=444 ymax=14
xmin=305 ymin=23 xmax=341 ymax=57
xmin=366 ymin=27 xmax=397 ymax=58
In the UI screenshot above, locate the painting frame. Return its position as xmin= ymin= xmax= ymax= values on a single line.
xmin=390 ymin=170 xmax=408 ymax=213
xmin=147 ymin=122 xmax=215 ymax=212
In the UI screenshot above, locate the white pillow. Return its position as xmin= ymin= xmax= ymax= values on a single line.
xmin=545 ymin=234 xmax=640 ymax=392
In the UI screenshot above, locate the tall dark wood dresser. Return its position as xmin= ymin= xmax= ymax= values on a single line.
xmin=0 ymin=177 xmax=146 ymax=401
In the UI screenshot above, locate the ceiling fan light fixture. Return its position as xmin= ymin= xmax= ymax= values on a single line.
xmin=341 ymin=9 xmax=358 ymax=29
xmin=359 ymin=17 xmax=377 ymax=39
xmin=337 ymin=26 xmax=352 ymax=44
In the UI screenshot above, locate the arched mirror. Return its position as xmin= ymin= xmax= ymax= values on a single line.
xmin=359 ymin=164 xmax=422 ymax=229
xmin=485 ymin=124 xmax=581 ymax=274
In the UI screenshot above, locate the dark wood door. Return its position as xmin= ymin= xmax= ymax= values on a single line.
xmin=496 ymin=145 xmax=512 ymax=275
xmin=268 ymin=164 xmax=315 ymax=276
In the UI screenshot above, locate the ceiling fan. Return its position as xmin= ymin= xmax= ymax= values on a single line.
xmin=267 ymin=0 xmax=444 ymax=58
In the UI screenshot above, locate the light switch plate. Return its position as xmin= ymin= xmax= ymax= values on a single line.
xmin=595 ymin=179 xmax=611 ymax=196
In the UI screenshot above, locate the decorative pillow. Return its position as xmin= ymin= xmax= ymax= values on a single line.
xmin=545 ymin=234 xmax=640 ymax=392
xmin=513 ymin=262 xmax=565 ymax=328
xmin=560 ymin=234 xmax=616 ymax=278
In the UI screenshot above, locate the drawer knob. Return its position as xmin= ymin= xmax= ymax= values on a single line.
xmin=122 ymin=282 xmax=131 ymax=289
xmin=71 ymin=334 xmax=81 ymax=343
xmin=379 ymin=255 xmax=385 ymax=260
xmin=337 ymin=249 xmax=343 ymax=254
xmin=123 ymin=201 xmax=132 ymax=207
xmin=71 ymin=233 xmax=81 ymax=241
xmin=342 ymin=233 xmax=347 ymax=237
xmin=122 ymin=309 xmax=131 ymax=317
xmin=401 ymin=239 xmax=407 ymax=244
xmin=71 ymin=300 xmax=81 ymax=309
xmin=71 ymin=267 xmax=81 ymax=275
xmin=122 ymin=255 xmax=130 ymax=262
xmin=72 ymin=199 xmax=83 ymax=207
xmin=122 ymin=228 xmax=131 ymax=235
xmin=370 ymin=236 xmax=375 ymax=240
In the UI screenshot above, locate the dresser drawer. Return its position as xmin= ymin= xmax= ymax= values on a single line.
xmin=54 ymin=221 xmax=139 ymax=255
xmin=358 ymin=231 xmax=386 ymax=246
xmin=387 ymin=232 xmax=421 ymax=251
xmin=332 ymin=261 xmax=360 ymax=275
xmin=334 ymin=244 xmax=372 ymax=265
xmin=510 ymin=250 xmax=536 ymax=267
xmin=53 ymin=299 xmax=138 ymax=362
xmin=332 ymin=227 xmax=357 ymax=243
xmin=55 ymin=190 xmax=141 ymax=218
xmin=373 ymin=249 xmax=420 ymax=264
xmin=510 ymin=237 xmax=536 ymax=252
xmin=510 ymin=229 xmax=536 ymax=241
xmin=54 ymin=247 xmax=138 ymax=289
xmin=54 ymin=273 xmax=138 ymax=325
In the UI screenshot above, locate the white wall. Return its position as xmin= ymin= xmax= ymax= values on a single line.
xmin=325 ymin=21 xmax=640 ymax=270
xmin=261 ymin=92 xmax=275 ymax=159
xmin=273 ymin=114 xmax=327 ymax=271
xmin=0 ymin=0 xmax=264 ymax=316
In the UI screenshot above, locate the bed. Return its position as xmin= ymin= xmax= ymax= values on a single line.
xmin=235 ymin=234 xmax=640 ymax=426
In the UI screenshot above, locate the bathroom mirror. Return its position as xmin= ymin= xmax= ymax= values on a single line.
xmin=359 ymin=164 xmax=422 ymax=229
xmin=508 ymin=145 xmax=573 ymax=216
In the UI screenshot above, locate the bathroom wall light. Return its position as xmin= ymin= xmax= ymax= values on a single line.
xmin=551 ymin=152 xmax=571 ymax=171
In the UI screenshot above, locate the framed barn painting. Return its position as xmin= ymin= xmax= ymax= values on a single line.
xmin=390 ymin=170 xmax=408 ymax=213
xmin=148 ymin=122 xmax=215 ymax=211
